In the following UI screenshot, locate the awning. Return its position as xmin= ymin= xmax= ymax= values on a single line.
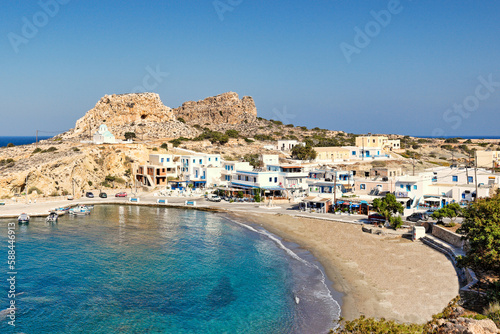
xmin=351 ymin=204 xmax=360 ymax=208
xmin=336 ymin=201 xmax=344 ymax=205
xmin=360 ymin=201 xmax=368 ymax=204
xmin=261 ymin=186 xmax=285 ymax=191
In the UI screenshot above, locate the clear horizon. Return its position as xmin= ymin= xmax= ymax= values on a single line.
xmin=1 ymin=1 xmax=499 ymax=136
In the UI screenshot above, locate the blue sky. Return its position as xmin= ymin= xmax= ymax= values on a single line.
xmin=1 ymin=0 xmax=499 ymax=136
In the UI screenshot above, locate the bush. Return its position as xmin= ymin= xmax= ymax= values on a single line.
xmin=72 ymin=147 xmax=80 ymax=152
xmin=45 ymin=147 xmax=58 ymax=152
xmin=335 ymin=315 xmax=424 ymax=333
xmin=124 ymin=132 xmax=136 ymax=140
xmin=6 ymin=143 xmax=15 ymax=147
xmin=300 ymin=126 xmax=308 ymax=131
xmin=160 ymin=143 xmax=169 ymax=150
xmin=28 ymin=186 xmax=43 ymax=195
xmin=177 ymin=117 xmax=186 ymax=123
xmin=390 ymin=216 xmax=403 ymax=229
xmin=32 ymin=148 xmax=42 ymax=154
xmin=88 ymin=181 xmax=93 ymax=187
xmin=243 ymin=138 xmax=254 ymax=143
xmin=486 ymin=302 xmax=500 ymax=327
xmin=445 ymin=138 xmax=460 ymax=143
xmin=225 ymin=129 xmax=239 ymax=138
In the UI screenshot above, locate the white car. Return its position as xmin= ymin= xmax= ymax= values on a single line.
xmin=206 ymin=194 xmax=222 ymax=202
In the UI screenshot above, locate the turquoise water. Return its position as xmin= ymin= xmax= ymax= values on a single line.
xmin=0 ymin=205 xmax=340 ymax=333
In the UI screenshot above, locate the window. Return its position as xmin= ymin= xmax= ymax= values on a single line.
xmin=215 ymin=157 xmax=218 ymax=161
xmin=406 ymin=185 xmax=411 ymax=191
xmin=274 ymin=177 xmax=278 ymax=183
xmin=452 ymin=176 xmax=458 ymax=182
xmin=468 ymin=176 xmax=473 ymax=183
xmin=400 ymin=184 xmax=404 ymax=189
xmin=208 ymin=158 xmax=211 ymax=161
xmin=167 ymin=158 xmax=170 ymax=162
xmin=360 ymin=184 xmax=366 ymax=190
xmin=269 ymin=177 xmax=272 ymax=182
xmin=193 ymin=159 xmax=195 ymax=163
xmin=413 ymin=185 xmax=417 ymax=190
xmin=352 ymin=151 xmax=356 ymax=156
xmin=254 ymin=177 xmax=257 ymax=182
xmin=161 ymin=158 xmax=164 ymax=163
xmin=199 ymin=159 xmax=202 ymax=164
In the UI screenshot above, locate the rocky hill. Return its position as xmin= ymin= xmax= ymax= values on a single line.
xmin=173 ymin=92 xmax=257 ymax=126
xmin=62 ymin=93 xmax=198 ymax=140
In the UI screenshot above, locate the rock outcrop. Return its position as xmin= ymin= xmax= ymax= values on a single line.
xmin=173 ymin=92 xmax=257 ymax=126
xmin=63 ymin=93 xmax=198 ymax=140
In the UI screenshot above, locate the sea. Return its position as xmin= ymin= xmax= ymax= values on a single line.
xmin=0 ymin=205 xmax=341 ymax=333
xmin=0 ymin=136 xmax=52 ymax=148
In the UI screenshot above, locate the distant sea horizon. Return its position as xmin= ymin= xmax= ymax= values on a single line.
xmin=0 ymin=136 xmax=52 ymax=147
xmin=411 ymin=135 xmax=500 ymax=139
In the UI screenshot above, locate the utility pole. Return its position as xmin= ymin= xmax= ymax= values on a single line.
xmin=474 ymin=152 xmax=478 ymax=202
xmin=333 ymin=170 xmax=337 ymax=210
xmin=35 ymin=130 xmax=38 ymax=148
xmin=412 ymin=154 xmax=415 ymax=176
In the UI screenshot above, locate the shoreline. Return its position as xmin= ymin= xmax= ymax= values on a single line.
xmin=0 ymin=198 xmax=461 ymax=324
xmin=227 ymin=211 xmax=460 ymax=324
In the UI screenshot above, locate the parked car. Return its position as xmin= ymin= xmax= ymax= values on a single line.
xmin=406 ymin=212 xmax=429 ymax=222
xmin=67 ymin=195 xmax=74 ymax=200
xmin=115 ymin=192 xmax=127 ymax=197
xmin=86 ymin=192 xmax=94 ymax=198
xmin=368 ymin=213 xmax=386 ymax=223
xmin=206 ymin=194 xmax=222 ymax=202
xmin=99 ymin=192 xmax=107 ymax=198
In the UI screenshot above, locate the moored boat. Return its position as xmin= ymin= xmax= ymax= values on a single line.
xmin=69 ymin=205 xmax=91 ymax=216
xmin=18 ymin=213 xmax=30 ymax=224
xmin=46 ymin=212 xmax=58 ymax=223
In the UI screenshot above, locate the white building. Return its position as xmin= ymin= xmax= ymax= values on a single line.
xmin=93 ymin=124 xmax=116 ymax=144
xmin=260 ymin=154 xmax=279 ymax=167
xmin=277 ymin=140 xmax=304 ymax=152
xmin=221 ymin=161 xmax=253 ymax=184
xmin=342 ymin=146 xmax=388 ymax=160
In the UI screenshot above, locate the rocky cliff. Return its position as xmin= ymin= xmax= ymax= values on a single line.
xmin=173 ymin=92 xmax=257 ymax=126
xmin=63 ymin=93 xmax=198 ymax=140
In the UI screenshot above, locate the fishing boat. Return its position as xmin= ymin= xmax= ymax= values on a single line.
xmin=18 ymin=213 xmax=30 ymax=224
xmin=69 ymin=205 xmax=91 ymax=216
xmin=46 ymin=212 xmax=59 ymax=223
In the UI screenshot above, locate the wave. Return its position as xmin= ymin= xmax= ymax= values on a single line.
xmin=225 ymin=215 xmax=342 ymax=332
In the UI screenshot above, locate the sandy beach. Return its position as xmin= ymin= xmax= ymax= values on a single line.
xmin=231 ymin=211 xmax=460 ymax=325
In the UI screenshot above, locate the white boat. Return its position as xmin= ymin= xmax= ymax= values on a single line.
xmin=69 ymin=205 xmax=91 ymax=216
xmin=46 ymin=212 xmax=58 ymax=222
xmin=18 ymin=213 xmax=30 ymax=224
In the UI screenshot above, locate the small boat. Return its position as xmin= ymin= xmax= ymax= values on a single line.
xmin=46 ymin=212 xmax=58 ymax=223
xmin=18 ymin=213 xmax=30 ymax=224
xmin=69 ymin=205 xmax=91 ymax=216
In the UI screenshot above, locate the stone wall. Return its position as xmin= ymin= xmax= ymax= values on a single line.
xmin=431 ymin=224 xmax=464 ymax=248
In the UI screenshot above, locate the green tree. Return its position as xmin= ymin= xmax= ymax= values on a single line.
xmin=124 ymin=132 xmax=136 ymax=140
xmin=431 ymin=203 xmax=462 ymax=223
xmin=457 ymin=192 xmax=500 ymax=273
xmin=291 ymin=144 xmax=317 ymax=160
xmin=372 ymin=193 xmax=404 ymax=228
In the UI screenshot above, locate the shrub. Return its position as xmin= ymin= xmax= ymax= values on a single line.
xmin=244 ymin=138 xmax=254 ymax=143
xmin=486 ymin=302 xmax=500 ymax=327
xmin=160 ymin=143 xmax=169 ymax=150
xmin=62 ymin=190 xmax=70 ymax=196
xmin=88 ymin=181 xmax=93 ymax=187
xmin=285 ymin=124 xmax=294 ymax=127
xmin=6 ymin=143 xmax=15 ymax=147
xmin=28 ymin=186 xmax=43 ymax=195
xmin=225 ymin=129 xmax=239 ymax=138
xmin=32 ymin=148 xmax=42 ymax=154
xmin=336 ymin=315 xmax=424 ymax=333
xmin=390 ymin=216 xmax=403 ymax=229
xmin=177 ymin=117 xmax=186 ymax=123
xmin=300 ymin=126 xmax=308 ymax=131
xmin=72 ymin=147 xmax=80 ymax=152
xmin=124 ymin=132 xmax=136 ymax=140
